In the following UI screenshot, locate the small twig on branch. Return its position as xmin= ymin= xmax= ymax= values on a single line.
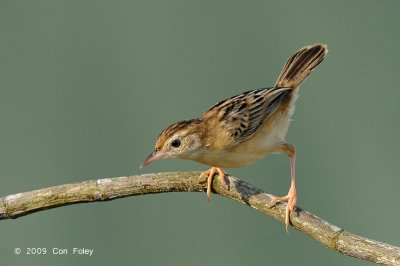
xmin=0 ymin=172 xmax=399 ymax=265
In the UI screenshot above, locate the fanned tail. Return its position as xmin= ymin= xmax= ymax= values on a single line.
xmin=275 ymin=43 xmax=328 ymax=89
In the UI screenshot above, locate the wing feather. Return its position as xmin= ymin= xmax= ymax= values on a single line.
xmin=203 ymin=87 xmax=291 ymax=146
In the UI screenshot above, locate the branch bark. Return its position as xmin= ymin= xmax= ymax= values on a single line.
xmin=0 ymin=172 xmax=399 ymax=265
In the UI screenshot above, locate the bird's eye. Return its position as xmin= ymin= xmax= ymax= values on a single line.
xmin=171 ymin=139 xmax=181 ymax=148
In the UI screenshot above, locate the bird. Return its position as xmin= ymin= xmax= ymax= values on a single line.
xmin=141 ymin=44 xmax=328 ymax=231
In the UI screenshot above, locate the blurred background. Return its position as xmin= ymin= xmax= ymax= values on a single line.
xmin=1 ymin=1 xmax=399 ymax=265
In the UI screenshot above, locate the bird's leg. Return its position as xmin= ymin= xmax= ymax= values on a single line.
xmin=199 ymin=167 xmax=225 ymax=202
xmin=269 ymin=144 xmax=297 ymax=232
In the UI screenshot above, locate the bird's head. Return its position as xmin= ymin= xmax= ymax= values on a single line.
xmin=140 ymin=119 xmax=205 ymax=168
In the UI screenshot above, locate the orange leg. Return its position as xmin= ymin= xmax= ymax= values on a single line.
xmin=270 ymin=144 xmax=297 ymax=232
xmin=199 ymin=167 xmax=225 ymax=202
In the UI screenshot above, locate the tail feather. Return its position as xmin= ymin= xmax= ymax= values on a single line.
xmin=275 ymin=44 xmax=328 ymax=89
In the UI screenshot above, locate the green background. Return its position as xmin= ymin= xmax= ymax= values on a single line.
xmin=1 ymin=1 xmax=399 ymax=265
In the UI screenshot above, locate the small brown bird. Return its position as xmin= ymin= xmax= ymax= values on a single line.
xmin=141 ymin=44 xmax=328 ymax=231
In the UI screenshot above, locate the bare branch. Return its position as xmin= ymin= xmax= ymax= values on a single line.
xmin=0 ymin=172 xmax=399 ymax=265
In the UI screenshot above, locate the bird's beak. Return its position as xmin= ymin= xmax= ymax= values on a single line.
xmin=140 ymin=150 xmax=163 ymax=169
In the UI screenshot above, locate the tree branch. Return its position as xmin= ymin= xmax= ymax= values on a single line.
xmin=0 ymin=172 xmax=398 ymax=265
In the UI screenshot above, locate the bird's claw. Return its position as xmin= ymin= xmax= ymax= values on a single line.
xmin=269 ymin=185 xmax=297 ymax=233
xmin=198 ymin=167 xmax=226 ymax=202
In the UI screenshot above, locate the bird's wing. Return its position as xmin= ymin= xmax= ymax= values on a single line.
xmin=202 ymin=87 xmax=291 ymax=147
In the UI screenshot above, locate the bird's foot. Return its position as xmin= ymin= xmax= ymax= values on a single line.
xmin=199 ymin=167 xmax=226 ymax=202
xmin=269 ymin=184 xmax=297 ymax=233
